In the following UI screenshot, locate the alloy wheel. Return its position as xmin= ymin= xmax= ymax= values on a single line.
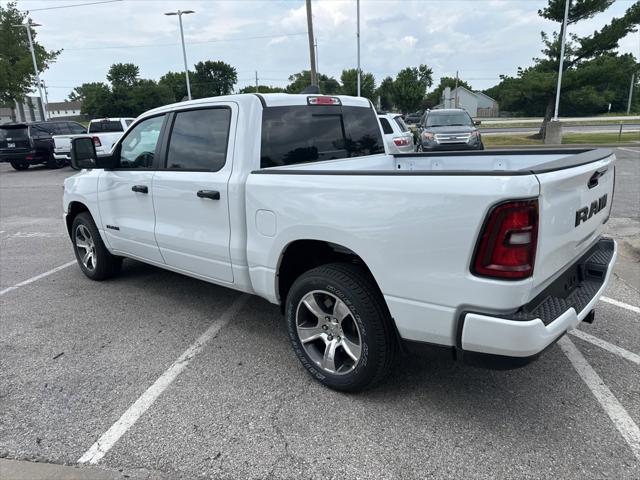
xmin=75 ymin=224 xmax=97 ymax=271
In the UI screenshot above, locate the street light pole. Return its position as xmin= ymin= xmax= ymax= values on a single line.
xmin=165 ymin=10 xmax=194 ymax=101
xmin=553 ymin=0 xmax=570 ymax=120
xmin=13 ymin=19 xmax=47 ymax=120
xmin=356 ymin=0 xmax=361 ymax=97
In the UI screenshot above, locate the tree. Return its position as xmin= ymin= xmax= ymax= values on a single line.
xmin=0 ymin=2 xmax=60 ymax=104
xmin=191 ymin=61 xmax=237 ymax=99
xmin=285 ymin=70 xmax=340 ymax=94
xmin=238 ymin=85 xmax=286 ymax=94
xmin=106 ymin=63 xmax=140 ymax=88
xmin=159 ymin=71 xmax=191 ymax=102
xmin=376 ymin=76 xmax=395 ymax=111
xmin=339 ymin=69 xmax=376 ymax=100
xmin=424 ymin=76 xmax=473 ymax=109
xmin=488 ymin=0 xmax=640 ymax=135
xmin=392 ymin=65 xmax=433 ymax=113
xmin=68 ymin=82 xmax=111 ymax=117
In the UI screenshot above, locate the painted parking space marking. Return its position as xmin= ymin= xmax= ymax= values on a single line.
xmin=570 ymin=329 xmax=640 ymax=366
xmin=78 ymin=294 xmax=250 ymax=465
xmin=617 ymin=147 xmax=640 ymax=153
xmin=0 ymin=260 xmax=76 ymax=296
xmin=601 ymin=296 xmax=640 ymax=315
xmin=559 ymin=336 xmax=640 ymax=461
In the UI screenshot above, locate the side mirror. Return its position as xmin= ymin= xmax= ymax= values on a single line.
xmin=474 ymin=120 xmax=481 ymax=126
xmin=71 ymin=137 xmax=117 ymax=170
xmin=70 ymin=137 xmax=97 ymax=169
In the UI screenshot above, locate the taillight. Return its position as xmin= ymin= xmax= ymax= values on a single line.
xmin=393 ymin=137 xmax=410 ymax=146
xmin=472 ymin=199 xmax=538 ymax=280
xmin=92 ymin=136 xmax=102 ymax=147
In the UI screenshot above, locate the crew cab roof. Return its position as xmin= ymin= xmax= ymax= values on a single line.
xmin=141 ymin=93 xmax=372 ymax=120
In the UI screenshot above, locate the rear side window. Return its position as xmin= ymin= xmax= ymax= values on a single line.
xmin=379 ymin=117 xmax=393 ymax=135
xmin=394 ymin=116 xmax=409 ymax=132
xmin=53 ymin=123 xmax=71 ymax=134
xmin=166 ymin=108 xmax=231 ymax=171
xmin=89 ymin=120 xmax=123 ymax=133
xmin=261 ymin=105 xmax=384 ymax=168
xmin=30 ymin=123 xmax=55 ymax=137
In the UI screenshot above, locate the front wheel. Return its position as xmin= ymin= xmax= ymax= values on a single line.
xmin=72 ymin=212 xmax=122 ymax=280
xmin=285 ymin=263 xmax=397 ymax=392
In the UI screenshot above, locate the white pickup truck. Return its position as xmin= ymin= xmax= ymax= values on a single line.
xmin=53 ymin=118 xmax=134 ymax=163
xmin=63 ymin=93 xmax=617 ymax=391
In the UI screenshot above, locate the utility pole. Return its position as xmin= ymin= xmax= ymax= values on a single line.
xmin=306 ymin=0 xmax=318 ymax=88
xmin=627 ymin=73 xmax=635 ymax=114
xmin=255 ymin=71 xmax=259 ymax=93
xmin=164 ymin=10 xmax=194 ymax=101
xmin=356 ymin=0 xmax=361 ymax=97
xmin=40 ymin=80 xmax=49 ymax=113
xmin=553 ymin=0 xmax=570 ymax=120
xmin=314 ymin=40 xmax=319 ymax=75
xmin=12 ymin=19 xmax=47 ymax=120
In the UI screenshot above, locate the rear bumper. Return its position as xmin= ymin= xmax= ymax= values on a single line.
xmin=458 ymin=237 xmax=617 ymax=364
xmin=0 ymin=150 xmax=41 ymax=164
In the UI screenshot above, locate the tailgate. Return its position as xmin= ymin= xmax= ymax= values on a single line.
xmin=532 ymin=152 xmax=615 ymax=293
xmin=53 ymin=135 xmax=74 ymax=151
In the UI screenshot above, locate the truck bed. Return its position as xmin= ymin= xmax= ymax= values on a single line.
xmin=252 ymin=148 xmax=611 ymax=175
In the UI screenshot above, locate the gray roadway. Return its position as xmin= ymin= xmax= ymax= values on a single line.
xmin=1 ymin=148 xmax=639 ymax=479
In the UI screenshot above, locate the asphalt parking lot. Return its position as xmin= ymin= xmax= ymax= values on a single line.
xmin=1 ymin=147 xmax=639 ymax=480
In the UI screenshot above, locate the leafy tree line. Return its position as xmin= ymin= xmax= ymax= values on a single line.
xmin=485 ymin=0 xmax=640 ymax=128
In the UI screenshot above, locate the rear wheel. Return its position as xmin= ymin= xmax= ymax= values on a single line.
xmin=10 ymin=160 xmax=29 ymax=170
xmin=72 ymin=212 xmax=122 ymax=280
xmin=47 ymin=153 xmax=66 ymax=169
xmin=285 ymin=263 xmax=397 ymax=392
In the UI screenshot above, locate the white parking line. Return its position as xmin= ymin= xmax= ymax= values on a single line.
xmin=570 ymin=329 xmax=640 ymax=366
xmin=558 ymin=336 xmax=640 ymax=461
xmin=78 ymin=294 xmax=250 ymax=465
xmin=0 ymin=260 xmax=76 ymax=296
xmin=617 ymin=147 xmax=640 ymax=153
xmin=601 ymin=296 xmax=640 ymax=315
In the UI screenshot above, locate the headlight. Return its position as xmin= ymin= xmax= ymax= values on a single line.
xmin=470 ymin=130 xmax=480 ymax=138
xmin=422 ymin=131 xmax=435 ymax=140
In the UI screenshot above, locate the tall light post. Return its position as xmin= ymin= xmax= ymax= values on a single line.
xmin=553 ymin=0 xmax=570 ymax=120
xmin=12 ymin=18 xmax=47 ymax=120
xmin=165 ymin=9 xmax=194 ymax=101
xmin=356 ymin=0 xmax=361 ymax=97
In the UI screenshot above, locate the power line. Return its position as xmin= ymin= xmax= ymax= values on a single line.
xmin=63 ymin=32 xmax=307 ymax=51
xmin=23 ymin=0 xmax=122 ymax=12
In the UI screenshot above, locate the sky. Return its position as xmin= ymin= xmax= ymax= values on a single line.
xmin=9 ymin=0 xmax=640 ymax=102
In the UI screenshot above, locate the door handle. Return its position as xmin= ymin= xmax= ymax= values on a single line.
xmin=131 ymin=185 xmax=148 ymax=194
xmin=197 ymin=190 xmax=220 ymax=200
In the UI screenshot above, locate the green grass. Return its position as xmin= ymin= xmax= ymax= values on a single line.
xmin=483 ymin=131 xmax=640 ymax=147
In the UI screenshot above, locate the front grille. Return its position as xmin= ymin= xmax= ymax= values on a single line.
xmin=434 ymin=133 xmax=471 ymax=144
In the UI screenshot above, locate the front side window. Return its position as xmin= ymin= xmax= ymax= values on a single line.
xmin=261 ymin=105 xmax=384 ymax=168
xmin=166 ymin=108 xmax=231 ymax=171
xmin=118 ymin=115 xmax=164 ymax=169
xmin=68 ymin=122 xmax=86 ymax=134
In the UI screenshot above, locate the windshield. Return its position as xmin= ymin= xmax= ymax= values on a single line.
xmin=426 ymin=112 xmax=473 ymax=127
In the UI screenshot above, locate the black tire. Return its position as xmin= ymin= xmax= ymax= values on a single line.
xmin=478 ymin=142 xmax=485 ymax=150
xmin=285 ymin=263 xmax=397 ymax=392
xmin=71 ymin=212 xmax=122 ymax=280
xmin=10 ymin=160 xmax=29 ymax=170
xmin=46 ymin=153 xmax=65 ymax=169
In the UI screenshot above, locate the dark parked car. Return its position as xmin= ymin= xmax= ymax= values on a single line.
xmin=417 ymin=109 xmax=483 ymax=151
xmin=0 ymin=120 xmax=86 ymax=170
xmin=404 ymin=111 xmax=423 ymax=126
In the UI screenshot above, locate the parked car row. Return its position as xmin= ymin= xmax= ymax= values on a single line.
xmin=0 ymin=120 xmax=86 ymax=170
xmin=0 ymin=117 xmax=134 ymax=171
xmin=378 ymin=108 xmax=484 ymax=153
